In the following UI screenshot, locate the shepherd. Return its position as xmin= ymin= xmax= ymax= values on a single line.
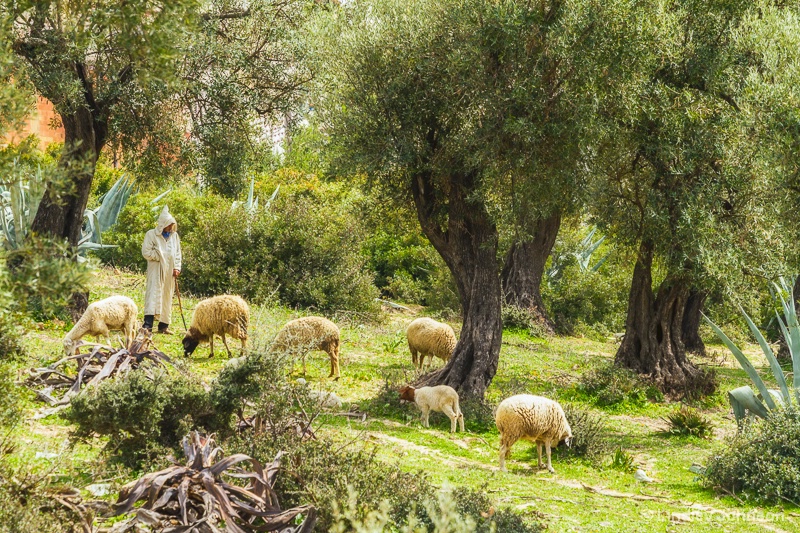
xmin=141 ymin=205 xmax=183 ymax=334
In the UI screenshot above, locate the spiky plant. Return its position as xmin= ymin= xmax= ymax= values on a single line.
xmin=703 ymin=277 xmax=800 ymax=423
xmin=110 ymin=432 xmax=315 ymax=532
xmin=661 ymin=406 xmax=714 ymax=438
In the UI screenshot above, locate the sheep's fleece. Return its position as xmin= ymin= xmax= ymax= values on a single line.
xmin=400 ymin=385 xmax=464 ymax=433
xmin=406 ymin=317 xmax=457 ymax=368
xmin=183 ymin=295 xmax=249 ymax=357
xmin=141 ymin=205 xmax=182 ymax=324
xmin=495 ymin=394 xmax=572 ymax=473
xmin=63 ymin=295 xmax=138 ymax=355
xmin=271 ymin=316 xmax=341 ymax=378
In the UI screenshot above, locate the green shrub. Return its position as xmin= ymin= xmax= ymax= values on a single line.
xmin=609 ymin=447 xmax=636 ymax=473
xmin=501 ymin=305 xmax=550 ymax=338
xmin=183 ymin=176 xmax=378 ymax=312
xmin=97 ymin=186 xmax=226 ymax=270
xmin=556 ymin=404 xmax=609 ymax=462
xmin=66 ymin=368 xmax=213 ymax=466
xmin=577 ymin=363 xmax=663 ymax=407
xmin=662 ymin=406 xmax=714 ymax=438
xmin=704 ymin=407 xmax=800 ymax=503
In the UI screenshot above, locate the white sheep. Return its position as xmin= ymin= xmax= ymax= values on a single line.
xmin=63 ymin=295 xmax=138 ymax=356
xmin=406 ymin=317 xmax=457 ymax=369
xmin=270 ymin=316 xmax=341 ymax=379
xmin=399 ymin=385 xmax=464 ymax=432
xmin=182 ymin=295 xmax=249 ymax=358
xmin=495 ymin=394 xmax=572 ymax=473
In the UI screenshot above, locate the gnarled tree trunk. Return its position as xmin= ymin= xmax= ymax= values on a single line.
xmin=681 ymin=289 xmax=707 ymax=356
xmin=412 ymin=171 xmax=502 ymax=399
xmin=615 ymin=241 xmax=709 ymax=395
xmin=32 ymin=106 xmax=104 ymax=245
xmin=501 ymin=212 xmax=560 ymax=334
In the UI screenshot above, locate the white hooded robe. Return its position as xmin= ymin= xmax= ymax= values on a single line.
xmin=142 ymin=206 xmax=182 ymax=324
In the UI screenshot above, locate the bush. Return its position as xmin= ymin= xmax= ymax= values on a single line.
xmin=66 ymin=368 xmax=214 ymax=465
xmin=577 ymin=363 xmax=663 ymax=407
xmin=704 ymin=407 xmax=800 ymax=503
xmin=502 ymin=305 xmax=550 ymax=338
xmin=97 ymin=186 xmax=226 ymax=270
xmin=556 ymin=404 xmax=609 ymax=462
xmin=662 ymin=406 xmax=714 ymax=438
xmin=0 ymin=269 xmax=24 ymax=362
xmin=183 ymin=174 xmax=379 ymax=312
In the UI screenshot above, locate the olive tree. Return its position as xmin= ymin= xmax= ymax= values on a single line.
xmin=592 ymin=0 xmax=791 ymax=394
xmin=4 ymin=0 xmax=311 ymax=251
xmin=318 ymin=0 xmax=621 ymax=396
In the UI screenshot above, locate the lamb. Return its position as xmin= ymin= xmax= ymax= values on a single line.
xmin=182 ymin=295 xmax=249 ymax=358
xmin=406 ymin=317 xmax=457 ymax=369
xmin=63 ymin=295 xmax=138 ymax=356
xmin=270 ymin=316 xmax=341 ymax=379
xmin=399 ymin=385 xmax=464 ymax=433
xmin=495 ymin=394 xmax=572 ymax=473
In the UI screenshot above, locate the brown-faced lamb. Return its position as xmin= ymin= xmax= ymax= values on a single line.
xmin=399 ymin=385 xmax=464 ymax=433
xmin=495 ymin=394 xmax=572 ymax=473
xmin=182 ymin=295 xmax=249 ymax=358
xmin=270 ymin=316 xmax=340 ymax=379
xmin=406 ymin=317 xmax=457 ymax=369
xmin=63 ymin=295 xmax=138 ymax=356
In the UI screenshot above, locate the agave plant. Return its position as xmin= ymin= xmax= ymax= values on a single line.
xmin=0 ymin=161 xmax=46 ymax=249
xmin=547 ymin=226 xmax=611 ymax=281
xmin=703 ymin=278 xmax=800 ymax=423
xmin=78 ymin=174 xmax=135 ymax=260
xmin=108 ymin=431 xmax=315 ymax=533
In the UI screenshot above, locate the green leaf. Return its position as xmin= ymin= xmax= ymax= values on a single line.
xmin=740 ymin=305 xmax=789 ymax=403
xmin=703 ymin=313 xmax=777 ymax=410
xmin=728 ymin=386 xmax=770 ymax=423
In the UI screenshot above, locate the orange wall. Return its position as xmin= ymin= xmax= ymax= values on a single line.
xmin=2 ymin=96 xmax=65 ymax=150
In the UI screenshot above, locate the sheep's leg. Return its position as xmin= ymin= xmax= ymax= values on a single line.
xmin=442 ymin=405 xmax=457 ymax=433
xmin=537 ymin=443 xmax=544 ymax=469
xmin=410 ymin=348 xmax=418 ymax=368
xmin=240 ymin=336 xmax=247 ymax=355
xmin=545 ymin=440 xmax=554 ymax=473
xmin=498 ymin=438 xmax=512 ymax=472
xmin=458 ymin=412 xmax=465 ymax=432
xmin=329 ymin=345 xmax=341 ymax=379
xmin=221 ymin=333 xmax=232 ymax=358
xmin=209 ymin=336 xmax=215 ymax=358
xmin=421 ymin=407 xmax=430 ymax=428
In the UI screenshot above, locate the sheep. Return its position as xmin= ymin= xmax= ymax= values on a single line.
xmin=399 ymin=385 xmax=464 ymax=433
xmin=63 ymin=295 xmax=138 ymax=356
xmin=270 ymin=317 xmax=340 ymax=379
xmin=406 ymin=317 xmax=457 ymax=369
xmin=495 ymin=394 xmax=572 ymax=473
xmin=182 ymin=295 xmax=249 ymax=358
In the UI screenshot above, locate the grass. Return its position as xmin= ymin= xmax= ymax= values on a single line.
xmin=11 ymin=267 xmax=800 ymax=532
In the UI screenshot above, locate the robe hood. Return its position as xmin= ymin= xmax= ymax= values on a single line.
xmin=156 ymin=205 xmax=177 ymax=234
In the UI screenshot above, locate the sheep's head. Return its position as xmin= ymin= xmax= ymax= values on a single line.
xmin=398 ymin=386 xmax=416 ymax=403
xmin=182 ymin=329 xmax=201 ymax=357
xmin=63 ymin=338 xmax=82 ymax=357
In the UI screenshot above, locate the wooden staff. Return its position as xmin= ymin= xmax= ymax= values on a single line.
xmin=174 ymin=274 xmax=187 ymax=330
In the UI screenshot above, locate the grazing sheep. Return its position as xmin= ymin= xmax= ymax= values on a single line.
xmin=399 ymin=385 xmax=464 ymax=433
xmin=406 ymin=317 xmax=457 ymax=369
xmin=63 ymin=296 xmax=138 ymax=356
xmin=495 ymin=394 xmax=572 ymax=473
xmin=271 ymin=317 xmax=341 ymax=379
xmin=182 ymin=295 xmax=249 ymax=358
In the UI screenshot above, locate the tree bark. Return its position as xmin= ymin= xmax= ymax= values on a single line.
xmin=615 ymin=241 xmax=709 ymax=395
xmin=412 ymin=171 xmax=503 ymax=399
xmin=681 ymin=289 xmax=707 ymax=356
xmin=501 ymin=212 xmax=560 ymax=334
xmin=31 ymin=106 xmax=103 ymax=246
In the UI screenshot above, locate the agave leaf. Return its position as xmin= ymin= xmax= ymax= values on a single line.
xmin=729 ymin=386 xmax=769 ymax=422
xmin=591 ymin=250 xmax=612 ymax=272
xmin=150 ymin=187 xmax=173 ymax=205
xmin=703 ymin=313 xmax=777 ymax=410
xmin=740 ymin=305 xmax=789 ymax=402
xmin=264 ymin=185 xmax=280 ymax=211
